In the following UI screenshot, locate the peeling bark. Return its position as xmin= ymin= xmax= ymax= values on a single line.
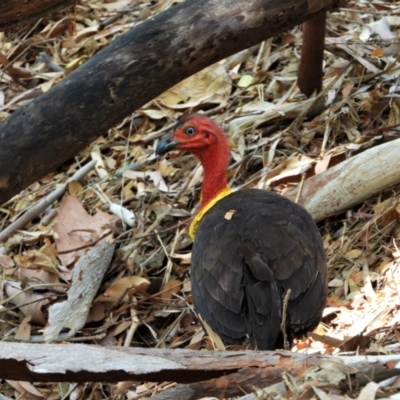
xmin=1 ymin=342 xmax=400 ymax=399
xmin=0 ymin=342 xmax=324 ymax=390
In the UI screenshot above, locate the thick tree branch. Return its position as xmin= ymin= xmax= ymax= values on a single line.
xmin=0 ymin=0 xmax=75 ymax=30
xmin=1 ymin=342 xmax=400 ymax=399
xmin=0 ymin=0 xmax=344 ymax=206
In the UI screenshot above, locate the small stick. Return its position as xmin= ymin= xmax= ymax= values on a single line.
xmin=142 ymin=122 xmax=176 ymax=144
xmin=280 ymin=288 xmax=292 ymax=350
xmin=294 ymin=173 xmax=306 ymax=204
xmin=36 ymin=52 xmax=65 ymax=72
xmin=158 ymin=228 xmax=179 ymax=286
xmin=123 ymin=304 xmax=141 ymax=347
xmin=172 ymin=166 xmax=198 ymax=202
xmin=57 ymin=231 xmax=111 ymax=254
xmin=254 ymin=40 xmax=265 ymax=72
xmin=0 ymin=160 xmax=96 ymax=243
xmin=0 ymin=282 xmax=70 ymax=307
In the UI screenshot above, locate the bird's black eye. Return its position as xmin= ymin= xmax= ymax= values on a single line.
xmin=185 ymin=126 xmax=196 ymax=136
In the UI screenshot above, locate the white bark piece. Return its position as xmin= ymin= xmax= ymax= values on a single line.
xmin=285 ymin=138 xmax=400 ymax=221
xmin=43 ymin=241 xmax=114 ymax=341
xmin=109 ymin=203 xmax=135 ymax=227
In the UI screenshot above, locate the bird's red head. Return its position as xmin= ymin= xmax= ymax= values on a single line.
xmin=156 ymin=114 xmax=229 ymax=162
xmin=156 ymin=114 xmax=231 ymax=224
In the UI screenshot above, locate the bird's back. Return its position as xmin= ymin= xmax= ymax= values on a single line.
xmin=191 ymin=188 xmax=327 ymax=350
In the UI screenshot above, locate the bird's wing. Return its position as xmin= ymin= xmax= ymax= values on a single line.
xmin=243 ymin=196 xmax=327 ymax=336
xmin=192 ymin=217 xmax=248 ymax=344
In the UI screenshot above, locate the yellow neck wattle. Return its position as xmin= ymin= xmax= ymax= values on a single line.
xmin=189 ymin=186 xmax=232 ymax=239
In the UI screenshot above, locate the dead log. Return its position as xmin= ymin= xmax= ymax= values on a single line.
xmin=0 ymin=342 xmax=324 ymax=385
xmin=0 ymin=0 xmax=344 ymax=206
xmin=284 ymin=138 xmax=400 ymax=221
xmin=1 ymin=342 xmax=400 ymax=399
xmin=0 ymin=0 xmax=75 ymax=31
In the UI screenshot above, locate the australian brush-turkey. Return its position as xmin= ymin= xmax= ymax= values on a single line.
xmin=156 ymin=114 xmax=327 ymax=350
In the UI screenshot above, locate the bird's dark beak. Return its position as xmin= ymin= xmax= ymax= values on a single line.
xmin=156 ymin=134 xmax=180 ymax=156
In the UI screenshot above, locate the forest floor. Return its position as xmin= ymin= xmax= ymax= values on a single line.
xmin=1 ymin=0 xmax=400 ymax=399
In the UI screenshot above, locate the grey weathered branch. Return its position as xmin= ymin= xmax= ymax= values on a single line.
xmin=1 ymin=342 xmax=400 ymax=399
xmin=0 ymin=343 xmax=323 ymax=386
xmin=0 ymin=0 xmax=344 ymax=206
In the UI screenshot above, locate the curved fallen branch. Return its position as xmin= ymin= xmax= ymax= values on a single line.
xmin=0 ymin=0 xmax=343 ymax=205
xmin=284 ymin=138 xmax=400 ymax=221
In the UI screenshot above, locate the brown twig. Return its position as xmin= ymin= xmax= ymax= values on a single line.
xmin=280 ymin=288 xmax=292 ymax=350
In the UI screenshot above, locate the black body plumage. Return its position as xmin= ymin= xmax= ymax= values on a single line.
xmin=191 ymin=188 xmax=327 ymax=350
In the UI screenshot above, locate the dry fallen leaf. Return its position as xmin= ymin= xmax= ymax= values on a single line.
xmin=357 ymin=382 xmax=380 ymax=400
xmin=87 ymin=302 xmax=106 ymax=323
xmin=263 ymin=154 xmax=316 ymax=186
xmin=14 ymin=238 xmax=59 ymax=271
xmin=6 ymin=380 xmax=44 ymax=398
xmin=160 ymin=279 xmax=182 ymax=301
xmin=123 ymin=170 xmax=169 ymax=192
xmin=346 ymin=249 xmax=362 ymax=259
xmin=0 ymin=254 xmax=14 ymax=268
xmin=95 ymin=276 xmax=150 ymax=304
xmin=156 ymin=64 xmax=231 ymax=109
xmin=4 ymin=281 xmax=50 ymax=325
xmin=14 ymin=315 xmax=32 ymax=341
xmin=54 ymin=195 xmax=118 ymax=266
xmin=199 ymin=314 xmax=225 ymax=351
xmin=67 ymin=180 xmax=84 ymax=198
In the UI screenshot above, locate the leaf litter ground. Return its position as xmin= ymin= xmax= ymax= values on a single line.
xmin=1 ymin=0 xmax=400 ymax=398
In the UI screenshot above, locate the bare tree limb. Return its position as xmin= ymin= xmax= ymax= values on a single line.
xmin=284 ymin=139 xmax=400 ymax=221
xmin=0 ymin=0 xmax=345 ymax=206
